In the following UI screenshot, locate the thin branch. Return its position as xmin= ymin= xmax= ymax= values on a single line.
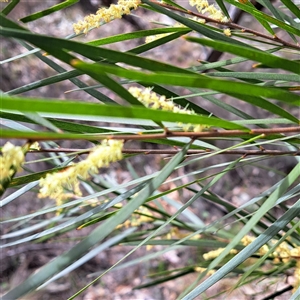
xmin=147 ymin=0 xmax=300 ymax=51
xmin=3 ymin=126 xmax=300 ymax=141
xmin=261 ymin=285 xmax=293 ymax=300
xmin=29 ymin=148 xmax=300 ymax=156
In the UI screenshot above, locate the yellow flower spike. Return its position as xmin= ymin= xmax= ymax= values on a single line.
xmin=203 ymin=248 xmax=225 ymax=260
xmin=29 ymin=141 xmax=40 ymax=151
xmin=189 ymin=0 xmax=228 ymax=22
xmin=273 ymin=257 xmax=281 ymax=264
xmin=0 ymin=142 xmax=25 ymax=183
xmin=194 ymin=266 xmax=206 ymax=273
xmin=39 ymin=140 xmax=124 ymax=205
xmin=145 ymin=33 xmax=170 ymax=43
xmin=224 ymin=28 xmax=231 ymax=36
xmin=146 ymin=245 xmax=154 ymax=251
xmin=258 ymin=244 xmax=269 ymax=256
xmin=293 ymin=260 xmax=300 ymax=292
xmin=194 ymin=267 xmax=215 ymax=275
xmin=73 ymin=0 xmax=141 ymax=34
xmin=241 ymin=235 xmax=255 ymax=246
xmin=203 ymin=247 xmax=238 ymax=260
xmin=128 ymin=86 xmax=208 ymax=132
xmin=291 ymin=246 xmax=300 ymax=258
xmin=145 ymin=22 xmax=187 ymax=44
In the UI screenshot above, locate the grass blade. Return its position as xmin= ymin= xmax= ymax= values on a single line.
xmin=3 ymin=142 xmax=190 ymax=299
xmin=186 ymin=36 xmax=300 ymax=74
xmin=1 ymin=0 xmax=19 ymax=15
xmin=20 ymin=0 xmax=79 ymax=23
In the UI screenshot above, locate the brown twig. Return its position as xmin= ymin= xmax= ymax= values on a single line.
xmin=24 ymin=126 xmax=299 ymax=156
xmin=146 ymin=0 xmax=300 ymax=51
xmin=4 ymin=126 xmax=300 ymax=141
xmin=29 ymin=148 xmax=300 ymax=156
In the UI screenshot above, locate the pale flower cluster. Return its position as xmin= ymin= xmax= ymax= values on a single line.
xmin=73 ymin=0 xmax=141 ymax=34
xmin=272 ymin=242 xmax=300 ymax=292
xmin=241 ymin=234 xmax=255 ymax=246
xmin=189 ymin=0 xmax=229 ymax=22
xmin=0 ymin=142 xmax=25 ymax=183
xmin=203 ymin=235 xmax=300 ymax=292
xmin=241 ymin=235 xmax=269 ymax=256
xmin=29 ymin=141 xmax=40 ymax=151
xmin=223 ymin=28 xmax=231 ymax=36
xmin=145 ymin=17 xmax=199 ymax=43
xmin=145 ymin=19 xmax=205 ymax=44
xmin=203 ymin=247 xmax=238 ymax=260
xmin=165 ymin=227 xmax=201 ymax=240
xmin=128 ymin=86 xmax=208 ymax=132
xmin=39 ymin=140 xmax=124 ymax=207
xmin=116 ymin=206 xmax=154 ymax=229
xmin=194 ymin=266 xmax=215 ymax=276
xmin=273 ymin=242 xmax=299 ymax=263
xmin=145 ymin=32 xmax=175 ymax=44
xmin=294 ymin=259 xmax=300 ymax=292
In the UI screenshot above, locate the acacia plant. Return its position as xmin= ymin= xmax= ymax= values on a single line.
xmin=1 ymin=0 xmax=300 ymax=299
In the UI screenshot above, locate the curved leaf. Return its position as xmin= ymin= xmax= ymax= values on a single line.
xmin=19 ymin=0 xmax=79 ymax=23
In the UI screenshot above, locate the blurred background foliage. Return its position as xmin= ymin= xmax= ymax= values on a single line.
xmin=0 ymin=0 xmax=299 ymax=299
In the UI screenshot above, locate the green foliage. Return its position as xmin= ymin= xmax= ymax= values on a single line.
xmin=1 ymin=0 xmax=299 ymax=299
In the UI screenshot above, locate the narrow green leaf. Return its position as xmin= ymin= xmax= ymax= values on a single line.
xmin=1 ymin=95 xmax=248 ymax=130
xmin=199 ymin=92 xmax=260 ymax=121
xmin=242 ymin=1 xmax=275 ymax=35
xmin=143 ymin=0 xmax=252 ymax=47
xmin=135 ymin=268 xmax=194 ymax=289
xmin=2 ymin=181 xmax=148 ymax=244
xmin=183 ymin=161 xmax=300 ymax=298
xmin=0 ymin=26 xmax=195 ymax=76
xmin=0 ymin=111 xmax=110 ymax=134
xmin=280 ymin=0 xmax=300 ymax=19
xmin=9 ymin=167 xmax=66 ymax=187
xmin=1 ymin=0 xmax=19 ymax=15
xmin=227 ymin=93 xmax=299 ymax=123
xmin=3 ymin=143 xmax=190 ymax=299
xmin=185 ymin=199 xmax=300 ymax=298
xmin=5 ymin=31 xmax=189 ymax=97
xmin=1 ymin=181 xmax=39 ymax=207
xmin=186 ymin=36 xmax=300 ymax=74
xmin=19 ymin=0 xmax=79 ymax=23
xmin=123 ymin=239 xmax=241 ymax=248
xmin=5 ymin=69 xmax=81 ymax=96
xmin=236 ymin=220 xmax=300 ymax=288
xmin=215 ymin=0 xmax=230 ymax=19
xmin=71 ymin=155 xmax=243 ymax=298
xmin=207 ymin=72 xmax=300 ymax=82
xmin=225 ymin=0 xmax=300 ymax=36
xmin=160 ymin=0 xmax=187 ymax=10
xmin=4 ymin=180 xmax=149 ymax=225
xmin=1 ymin=215 xmax=64 ymax=238
xmin=88 ymin=72 xmax=142 ymax=106
xmin=128 ymin=30 xmax=191 ymax=55
xmin=71 ymin=60 xmax=300 ymax=107
xmin=0 ymin=12 xmax=112 ymax=104
xmin=88 ymin=27 xmax=190 ymax=47
xmin=38 ymin=227 xmax=137 ymax=290
xmin=150 ymin=85 xmax=211 ymax=116
xmin=24 ymin=112 xmax=62 ymax=133
xmin=257 ymin=0 xmax=297 ymax=42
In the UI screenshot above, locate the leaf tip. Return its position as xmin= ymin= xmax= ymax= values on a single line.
xmin=70 ymin=59 xmax=81 ymax=67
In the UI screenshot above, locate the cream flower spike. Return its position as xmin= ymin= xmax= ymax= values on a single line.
xmin=128 ymin=86 xmax=209 ymax=132
xmin=39 ymin=140 xmax=123 ymax=207
xmin=189 ymin=0 xmax=229 ymax=23
xmin=73 ymin=0 xmax=141 ymax=34
xmin=0 ymin=142 xmax=25 ymax=182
